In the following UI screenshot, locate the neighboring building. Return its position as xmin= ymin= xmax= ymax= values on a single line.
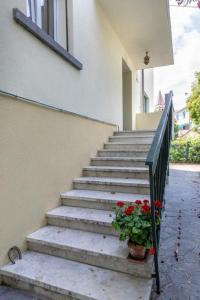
xmin=175 ymin=107 xmax=193 ymax=135
xmin=0 ymin=1 xmax=173 ymax=298
xmin=156 ymin=90 xmax=165 ymax=111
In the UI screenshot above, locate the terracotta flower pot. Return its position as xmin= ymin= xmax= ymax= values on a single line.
xmin=128 ymin=240 xmax=146 ymax=260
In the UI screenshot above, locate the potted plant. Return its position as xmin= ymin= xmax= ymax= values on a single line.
xmin=112 ymin=199 xmax=161 ymax=260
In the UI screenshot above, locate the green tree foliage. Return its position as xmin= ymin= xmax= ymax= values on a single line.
xmin=174 ymin=120 xmax=179 ymax=139
xmin=170 ymin=137 xmax=200 ymax=163
xmin=187 ymin=72 xmax=200 ymax=125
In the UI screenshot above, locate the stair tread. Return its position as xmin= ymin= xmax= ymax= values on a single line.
xmin=84 ymin=166 xmax=148 ymax=172
xmin=74 ymin=176 xmax=149 ymax=186
xmin=47 ymin=206 xmax=114 ymax=225
xmin=114 ymin=130 xmax=155 ymax=133
xmin=98 ymin=149 xmax=148 ymax=152
xmin=92 ymin=157 xmax=147 ymax=161
xmin=61 ymin=189 xmax=150 ymax=203
xmin=110 ymin=135 xmax=154 ymax=139
xmin=0 ymin=251 xmax=152 ymax=300
xmin=27 ymin=225 xmax=152 ymax=265
xmin=105 ymin=142 xmax=151 ymax=145
xmin=27 ymin=225 xmax=127 ymax=257
xmin=114 ymin=129 xmax=155 ymax=133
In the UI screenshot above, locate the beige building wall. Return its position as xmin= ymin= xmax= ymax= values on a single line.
xmin=136 ymin=111 xmax=162 ymax=131
xmin=0 ymin=95 xmax=116 ymax=266
xmin=0 ymin=0 xmax=143 ymax=129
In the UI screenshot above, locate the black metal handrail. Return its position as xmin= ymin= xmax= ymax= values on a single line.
xmin=145 ymin=91 xmax=173 ymax=294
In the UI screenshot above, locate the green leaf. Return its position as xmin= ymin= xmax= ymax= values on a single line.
xmin=132 ymin=228 xmax=142 ymax=234
xmin=145 ymin=240 xmax=152 ymax=249
xmin=119 ymin=233 xmax=127 ymax=241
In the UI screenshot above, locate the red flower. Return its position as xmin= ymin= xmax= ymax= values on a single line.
xmin=143 ymin=199 xmax=150 ymax=205
xmin=149 ymin=247 xmax=156 ymax=255
xmin=116 ymin=201 xmax=125 ymax=207
xmin=135 ymin=200 xmax=142 ymax=205
xmin=125 ymin=206 xmax=135 ymax=215
xmin=141 ymin=204 xmax=150 ymax=214
xmin=154 ymin=200 xmax=162 ymax=209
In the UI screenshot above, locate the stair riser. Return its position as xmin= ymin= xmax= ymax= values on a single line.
xmin=91 ymin=159 xmax=146 ymax=167
xmin=47 ymin=216 xmax=116 ymax=236
xmin=114 ymin=131 xmax=155 ymax=137
xmin=83 ymin=169 xmax=149 ymax=180
xmin=0 ymin=275 xmax=83 ymax=300
xmin=62 ymin=197 xmax=127 ymax=211
xmin=27 ymin=241 xmax=152 ymax=278
xmin=97 ymin=150 xmax=148 ymax=158
xmin=104 ymin=144 xmax=150 ymax=151
xmin=109 ymin=137 xmax=153 ymax=143
xmin=74 ymin=182 xmax=150 ymax=195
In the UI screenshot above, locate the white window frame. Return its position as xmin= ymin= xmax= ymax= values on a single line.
xmin=26 ymin=0 xmax=36 ymax=23
xmin=53 ymin=0 xmax=58 ymax=42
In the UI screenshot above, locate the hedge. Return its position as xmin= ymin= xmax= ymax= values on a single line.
xmin=170 ymin=137 xmax=200 ymax=163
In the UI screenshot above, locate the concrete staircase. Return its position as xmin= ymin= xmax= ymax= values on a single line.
xmin=0 ymin=130 xmax=155 ymax=300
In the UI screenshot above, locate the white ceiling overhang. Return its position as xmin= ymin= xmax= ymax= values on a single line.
xmin=98 ymin=0 xmax=174 ymax=69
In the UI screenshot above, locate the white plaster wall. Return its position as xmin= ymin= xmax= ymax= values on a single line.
xmin=0 ymin=0 xmax=144 ymax=128
xmin=144 ymin=68 xmax=154 ymax=112
xmin=132 ymin=70 xmax=143 ymax=128
xmin=136 ymin=111 xmax=162 ymax=130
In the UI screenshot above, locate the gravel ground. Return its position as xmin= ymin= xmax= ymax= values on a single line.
xmin=152 ymin=164 xmax=200 ymax=300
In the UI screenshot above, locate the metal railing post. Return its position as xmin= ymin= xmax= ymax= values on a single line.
xmin=149 ymin=165 xmax=160 ymax=294
xmin=146 ymin=91 xmax=173 ymax=294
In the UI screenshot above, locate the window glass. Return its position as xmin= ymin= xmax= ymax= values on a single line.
xmin=26 ymin=0 xmax=58 ymax=40
xmin=143 ymin=95 xmax=149 ymax=113
xmin=26 ymin=0 xmax=69 ymax=49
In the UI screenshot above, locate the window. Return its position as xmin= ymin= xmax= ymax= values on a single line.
xmin=26 ymin=0 xmax=58 ymax=40
xmin=14 ymin=1 xmax=82 ymax=69
xmin=143 ymin=95 xmax=149 ymax=113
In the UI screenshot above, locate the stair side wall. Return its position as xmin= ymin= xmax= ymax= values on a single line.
xmin=0 ymin=95 xmax=116 ymax=266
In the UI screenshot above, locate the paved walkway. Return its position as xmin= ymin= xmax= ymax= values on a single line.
xmin=0 ymin=164 xmax=200 ymax=300
xmin=0 ymin=285 xmax=45 ymax=300
xmin=152 ymin=164 xmax=200 ymax=300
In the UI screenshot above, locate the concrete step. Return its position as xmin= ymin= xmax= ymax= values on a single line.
xmin=0 ymin=251 xmax=153 ymax=300
xmin=47 ymin=206 xmax=116 ymax=235
xmin=27 ymin=226 xmax=153 ymax=278
xmin=83 ymin=166 xmax=149 ymax=179
xmin=98 ymin=149 xmax=148 ymax=158
xmin=91 ymin=156 xmax=147 ymax=167
xmin=73 ymin=176 xmax=150 ymax=194
xmin=114 ymin=130 xmax=155 ymax=136
xmin=109 ymin=136 xmax=153 ymax=144
xmin=61 ymin=189 xmax=150 ymax=210
xmin=104 ymin=143 xmax=151 ymax=151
